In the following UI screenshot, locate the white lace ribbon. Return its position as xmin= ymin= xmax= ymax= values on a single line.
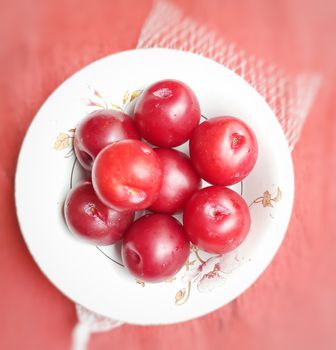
xmin=137 ymin=0 xmax=321 ymax=151
xmin=72 ymin=305 xmax=123 ymax=350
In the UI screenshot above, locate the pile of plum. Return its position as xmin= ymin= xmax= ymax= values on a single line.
xmin=64 ymin=80 xmax=258 ymax=282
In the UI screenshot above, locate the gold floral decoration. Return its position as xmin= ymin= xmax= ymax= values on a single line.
xmin=130 ymin=89 xmax=142 ymax=102
xmin=54 ymin=133 xmax=70 ymax=151
xmin=249 ymin=187 xmax=282 ymax=208
xmin=136 ymin=280 xmax=145 ymax=287
xmin=122 ymin=90 xmax=130 ymax=106
xmin=175 ymin=259 xmax=194 ymax=305
xmin=86 ymin=88 xmax=142 ymax=112
xmin=111 ymin=103 xmax=122 ymax=111
xmin=54 ymin=129 xmax=75 ymax=157
xmin=175 ymin=288 xmax=187 ymax=304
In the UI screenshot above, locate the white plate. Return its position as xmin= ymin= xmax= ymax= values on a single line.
xmin=15 ymin=48 xmax=294 ymax=325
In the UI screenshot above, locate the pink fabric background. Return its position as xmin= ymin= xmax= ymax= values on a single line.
xmin=0 ymin=0 xmax=335 ymax=349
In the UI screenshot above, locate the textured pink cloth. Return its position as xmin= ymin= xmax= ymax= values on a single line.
xmin=2 ymin=0 xmax=335 ymax=349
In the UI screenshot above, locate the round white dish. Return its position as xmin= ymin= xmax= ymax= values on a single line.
xmin=15 ymin=48 xmax=294 ymax=325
